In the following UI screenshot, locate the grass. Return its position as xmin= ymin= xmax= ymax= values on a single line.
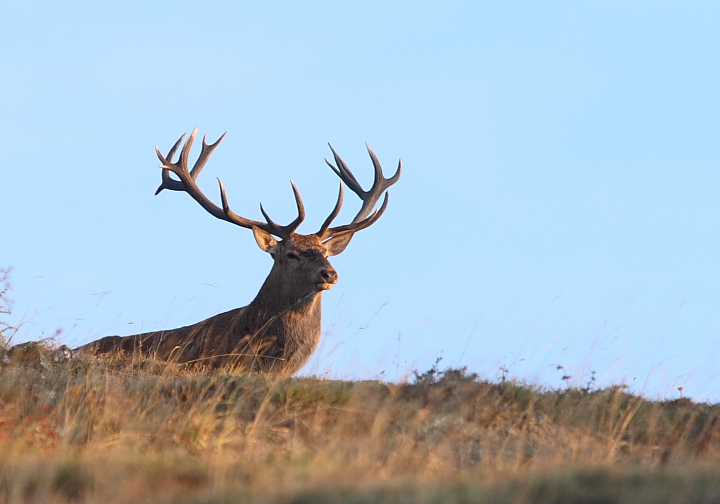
xmin=0 ymin=268 xmax=16 ymax=349
xmin=2 ymin=270 xmax=720 ymax=503
xmin=1 ymin=341 xmax=720 ymax=503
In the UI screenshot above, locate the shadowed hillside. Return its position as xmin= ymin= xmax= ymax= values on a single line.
xmin=1 ymin=341 xmax=720 ymax=503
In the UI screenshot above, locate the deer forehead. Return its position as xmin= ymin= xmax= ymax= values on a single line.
xmin=283 ymin=234 xmax=329 ymax=254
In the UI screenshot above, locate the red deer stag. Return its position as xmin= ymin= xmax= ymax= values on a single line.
xmin=78 ymin=129 xmax=401 ymax=376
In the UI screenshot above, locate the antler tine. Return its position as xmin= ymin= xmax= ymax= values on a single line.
xmin=326 ymin=145 xmax=364 ymax=196
xmin=316 ymin=183 xmax=345 ymax=238
xmin=178 ymin=128 xmax=197 ymax=178
xmin=157 ymin=131 xmax=228 ymax=195
xmin=319 ymin=144 xmax=401 ymax=239
xmin=155 ymin=134 xmax=187 ymax=194
xmin=165 ymin=133 xmax=185 ymax=162
xmin=324 ymin=192 xmax=389 ymax=237
xmin=326 ymin=144 xmax=402 ymax=224
xmin=366 ymin=143 xmax=402 ymax=191
xmin=258 ymin=181 xmax=306 ymax=237
xmin=155 ymin=129 xmax=305 ymax=239
xmin=191 ymin=132 xmax=226 ymax=177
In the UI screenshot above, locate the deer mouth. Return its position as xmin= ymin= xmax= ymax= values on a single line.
xmin=315 ymin=269 xmax=338 ymax=291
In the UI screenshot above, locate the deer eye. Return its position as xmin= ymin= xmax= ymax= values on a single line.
xmin=286 ymin=252 xmax=299 ymax=261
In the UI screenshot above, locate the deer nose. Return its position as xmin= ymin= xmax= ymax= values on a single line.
xmin=321 ymin=268 xmax=338 ymax=284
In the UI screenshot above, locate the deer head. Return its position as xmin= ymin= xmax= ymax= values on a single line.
xmin=154 ymin=129 xmax=401 ymax=304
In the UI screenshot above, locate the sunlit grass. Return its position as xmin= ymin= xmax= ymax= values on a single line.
xmin=1 ymin=339 xmax=720 ymax=503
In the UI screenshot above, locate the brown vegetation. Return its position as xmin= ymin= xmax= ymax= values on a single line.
xmin=1 ymin=341 xmax=720 ymax=503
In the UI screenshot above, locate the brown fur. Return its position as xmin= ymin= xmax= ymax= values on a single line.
xmin=74 ymin=132 xmax=401 ymax=376
xmin=77 ymin=233 xmax=347 ymax=377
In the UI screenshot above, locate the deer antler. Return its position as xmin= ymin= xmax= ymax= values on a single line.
xmin=155 ymin=129 xmax=305 ymax=239
xmin=316 ymin=144 xmax=402 ymax=239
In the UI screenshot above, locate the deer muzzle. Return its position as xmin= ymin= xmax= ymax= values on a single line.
xmin=316 ymin=268 xmax=338 ymax=290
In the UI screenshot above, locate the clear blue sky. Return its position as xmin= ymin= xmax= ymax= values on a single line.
xmin=3 ymin=2 xmax=719 ymax=400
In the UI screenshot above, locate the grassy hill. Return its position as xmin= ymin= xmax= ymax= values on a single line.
xmin=1 ymin=341 xmax=720 ymax=503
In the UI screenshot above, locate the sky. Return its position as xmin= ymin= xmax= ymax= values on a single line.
xmin=2 ymin=2 xmax=719 ymax=400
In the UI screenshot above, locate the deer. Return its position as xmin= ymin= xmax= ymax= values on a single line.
xmin=76 ymin=129 xmax=401 ymax=376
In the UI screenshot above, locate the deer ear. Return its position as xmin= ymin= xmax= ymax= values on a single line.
xmin=252 ymin=226 xmax=278 ymax=253
xmin=324 ymin=231 xmax=354 ymax=257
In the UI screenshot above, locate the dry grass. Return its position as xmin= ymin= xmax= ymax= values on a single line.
xmin=1 ymin=342 xmax=720 ymax=503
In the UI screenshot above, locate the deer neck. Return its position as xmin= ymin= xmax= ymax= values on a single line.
xmin=249 ymin=266 xmax=324 ymax=320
